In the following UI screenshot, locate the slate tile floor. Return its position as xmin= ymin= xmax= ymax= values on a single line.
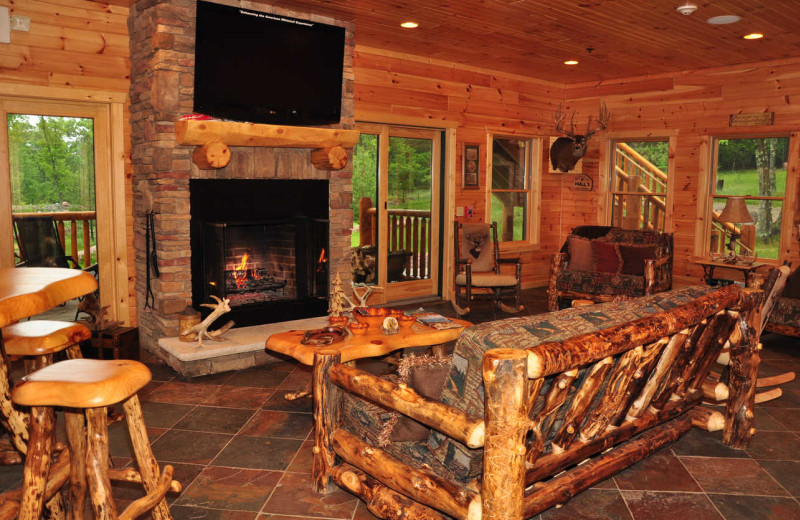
xmin=4 ymin=287 xmax=800 ymax=519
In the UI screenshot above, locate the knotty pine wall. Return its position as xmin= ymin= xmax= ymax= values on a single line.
xmin=3 ymin=0 xmax=799 ymax=321
xmin=355 ymin=48 xmax=800 ymax=289
xmin=354 ymin=46 xmax=567 ymax=288
xmin=565 ymin=59 xmax=800 ymax=287
xmin=0 ymin=0 xmax=136 ymax=322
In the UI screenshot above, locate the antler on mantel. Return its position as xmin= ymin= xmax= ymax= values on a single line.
xmin=180 ymin=295 xmax=235 ymax=348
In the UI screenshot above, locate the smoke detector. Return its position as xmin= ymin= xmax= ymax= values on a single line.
xmin=676 ymin=3 xmax=698 ymax=15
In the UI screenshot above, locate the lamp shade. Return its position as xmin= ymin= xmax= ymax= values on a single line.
xmin=718 ymin=196 xmax=754 ymax=224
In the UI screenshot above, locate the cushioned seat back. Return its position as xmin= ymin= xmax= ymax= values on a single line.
xmin=428 ymin=285 xmax=716 ymax=480
xmin=460 ymin=223 xmax=495 ymax=272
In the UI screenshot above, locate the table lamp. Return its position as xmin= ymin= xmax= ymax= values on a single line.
xmin=717 ymin=196 xmax=754 ymax=263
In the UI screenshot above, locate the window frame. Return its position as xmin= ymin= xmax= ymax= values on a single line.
xmin=485 ymin=133 xmax=541 ymax=248
xmin=702 ymin=134 xmax=792 ymax=262
xmin=597 ymin=133 xmax=677 ymax=233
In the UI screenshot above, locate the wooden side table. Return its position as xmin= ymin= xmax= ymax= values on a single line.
xmin=695 ymin=259 xmax=766 ymax=288
xmin=265 ymin=318 xmax=471 ymax=366
xmin=266 ymin=317 xmax=471 ymax=399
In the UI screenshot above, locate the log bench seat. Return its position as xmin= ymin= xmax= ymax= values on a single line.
xmin=312 ymin=284 xmax=765 ymax=519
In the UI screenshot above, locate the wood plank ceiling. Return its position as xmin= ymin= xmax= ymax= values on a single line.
xmin=110 ymin=0 xmax=800 ymax=83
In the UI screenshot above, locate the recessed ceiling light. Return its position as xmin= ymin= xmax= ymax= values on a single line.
xmin=743 ymin=32 xmax=764 ymax=40
xmin=400 ymin=21 xmax=418 ymax=28
xmin=707 ymin=15 xmax=741 ymax=25
xmin=564 ymin=60 xmax=579 ymax=65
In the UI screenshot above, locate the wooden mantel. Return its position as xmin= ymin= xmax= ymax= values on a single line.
xmin=175 ymin=119 xmax=361 ymax=171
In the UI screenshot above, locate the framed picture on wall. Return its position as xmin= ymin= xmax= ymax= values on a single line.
xmin=462 ymin=144 xmax=480 ymax=189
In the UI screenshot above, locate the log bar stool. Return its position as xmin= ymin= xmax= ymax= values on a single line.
xmin=3 ymin=320 xmax=90 ymax=372
xmin=11 ymin=359 xmax=178 ymax=520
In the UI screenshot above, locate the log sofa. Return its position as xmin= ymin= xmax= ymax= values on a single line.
xmin=311 ymin=284 xmax=764 ymax=520
xmin=548 ymin=226 xmax=673 ymax=311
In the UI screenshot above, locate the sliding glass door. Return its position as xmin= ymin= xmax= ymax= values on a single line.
xmin=352 ymin=124 xmax=442 ymax=302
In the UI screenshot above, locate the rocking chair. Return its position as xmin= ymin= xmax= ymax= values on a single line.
xmin=452 ymin=221 xmax=523 ymax=315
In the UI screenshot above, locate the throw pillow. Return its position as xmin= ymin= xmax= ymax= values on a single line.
xmin=618 ymin=244 xmax=658 ymax=276
xmin=567 ymin=236 xmax=594 ymax=272
xmin=378 ymin=354 xmax=452 ymax=444
xmin=461 ymin=224 xmax=493 ymax=272
xmin=592 ymin=241 xmax=621 ymax=273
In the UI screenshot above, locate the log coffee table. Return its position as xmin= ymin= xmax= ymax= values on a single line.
xmin=265 ymin=316 xmax=471 ymax=398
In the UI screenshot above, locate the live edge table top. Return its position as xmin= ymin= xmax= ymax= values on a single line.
xmin=0 ymin=267 xmax=98 ymax=328
xmin=265 ymin=318 xmax=472 ymax=366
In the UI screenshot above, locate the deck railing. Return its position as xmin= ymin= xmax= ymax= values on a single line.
xmin=12 ymin=211 xmax=97 ymax=269
xmin=612 ymin=143 xmax=754 ymax=253
xmin=612 ymin=143 xmax=668 ymax=230
xmin=358 ymin=198 xmax=431 ymax=280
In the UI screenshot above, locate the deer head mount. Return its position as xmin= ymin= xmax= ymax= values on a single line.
xmin=550 ymin=101 xmax=610 ymax=173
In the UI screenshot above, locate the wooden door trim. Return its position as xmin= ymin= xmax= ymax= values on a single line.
xmin=355 ymin=122 xmax=446 ymax=303
xmin=0 ymin=96 xmax=130 ymax=324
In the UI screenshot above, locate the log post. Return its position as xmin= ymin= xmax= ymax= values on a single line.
xmin=723 ymin=289 xmax=763 ymax=448
xmin=64 ymin=410 xmax=87 ymax=520
xmin=85 ymin=407 xmax=118 ymax=520
xmin=359 ymin=198 xmax=374 ymax=246
xmin=191 ymin=142 xmax=231 ymax=169
xmin=18 ymin=406 xmax=53 ymax=520
xmin=547 ymin=253 xmax=564 ymax=311
xmin=311 ymin=146 xmax=348 ymax=171
xmin=312 ymin=350 xmax=341 ymax=493
xmin=122 ymin=395 xmax=171 ymax=520
xmin=482 ymin=349 xmax=527 ymax=520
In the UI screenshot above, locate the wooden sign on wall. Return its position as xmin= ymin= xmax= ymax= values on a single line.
xmin=572 ymin=174 xmax=593 ymax=191
xmin=729 ymin=112 xmax=775 ymax=127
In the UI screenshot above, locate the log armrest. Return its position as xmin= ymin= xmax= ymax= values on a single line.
xmin=328 ymin=362 xmax=485 ymax=448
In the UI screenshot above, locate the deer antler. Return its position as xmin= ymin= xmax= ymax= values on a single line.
xmin=585 ymin=101 xmax=610 ymax=139
xmin=554 ymin=102 xmax=576 ymax=137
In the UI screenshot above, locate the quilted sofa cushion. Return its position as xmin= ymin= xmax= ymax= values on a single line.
xmin=428 ymin=285 xmax=716 ymax=481
xmin=555 ymin=269 xmax=646 ymax=298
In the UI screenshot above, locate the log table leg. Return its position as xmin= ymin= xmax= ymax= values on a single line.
xmin=85 ymin=408 xmax=117 ymax=520
xmin=18 ymin=406 xmax=54 ymax=520
xmin=312 ymin=350 xmax=341 ymax=493
xmin=65 ymin=410 xmax=87 ymax=520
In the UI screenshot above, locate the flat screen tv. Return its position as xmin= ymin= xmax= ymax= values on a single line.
xmin=193 ymin=1 xmax=345 ymax=126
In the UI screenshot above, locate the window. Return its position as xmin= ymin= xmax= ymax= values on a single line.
xmin=708 ymin=137 xmax=789 ymax=260
xmin=609 ymin=140 xmax=670 ymax=231
xmin=489 ymin=136 xmax=540 ymax=243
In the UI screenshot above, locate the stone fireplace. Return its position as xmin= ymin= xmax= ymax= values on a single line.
xmin=129 ymin=0 xmax=355 ymax=356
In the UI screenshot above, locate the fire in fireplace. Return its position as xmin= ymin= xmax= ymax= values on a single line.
xmin=190 ymin=179 xmax=329 ymax=327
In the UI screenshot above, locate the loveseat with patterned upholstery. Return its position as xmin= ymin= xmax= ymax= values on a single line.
xmin=548 ymin=226 xmax=673 ymax=311
xmin=311 ymin=284 xmax=765 ymax=520
xmin=766 ymin=265 xmax=800 ymax=337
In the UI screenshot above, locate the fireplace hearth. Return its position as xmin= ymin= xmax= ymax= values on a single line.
xmin=191 ymin=179 xmax=329 ymax=327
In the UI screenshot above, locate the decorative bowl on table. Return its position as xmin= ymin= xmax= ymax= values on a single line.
xmin=347 ymin=322 xmax=369 ymax=336
xmin=387 ymin=309 xmax=405 ymax=318
xmin=353 ymin=307 xmax=389 ymax=328
xmin=328 ymin=315 xmax=348 ymax=327
xmin=397 ymin=314 xmax=415 ymax=328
